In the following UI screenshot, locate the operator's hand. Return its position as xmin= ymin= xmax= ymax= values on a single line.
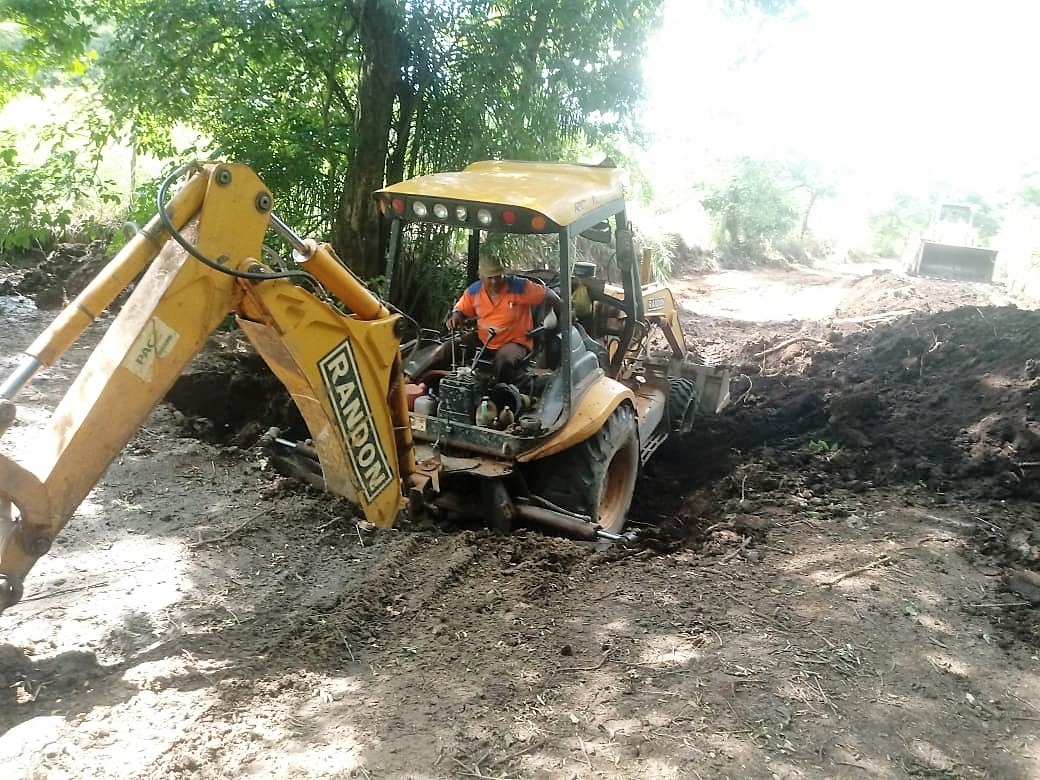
xmin=445 ymin=310 xmax=465 ymax=330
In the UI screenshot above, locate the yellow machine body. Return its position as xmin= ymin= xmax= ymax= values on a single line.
xmin=0 ymin=159 xmax=732 ymax=612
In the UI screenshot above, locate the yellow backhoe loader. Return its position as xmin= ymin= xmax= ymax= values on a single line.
xmin=0 ymin=160 xmax=729 ymax=613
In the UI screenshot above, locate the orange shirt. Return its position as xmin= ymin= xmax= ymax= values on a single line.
xmin=453 ymin=276 xmax=547 ymax=350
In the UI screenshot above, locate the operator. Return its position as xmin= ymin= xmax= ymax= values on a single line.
xmin=445 ymin=255 xmax=561 ymax=382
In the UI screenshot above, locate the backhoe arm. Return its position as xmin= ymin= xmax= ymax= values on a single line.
xmin=641 ymin=282 xmax=689 ymax=357
xmin=0 ymin=163 xmax=410 ymax=612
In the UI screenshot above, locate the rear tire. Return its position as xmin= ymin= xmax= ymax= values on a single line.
xmin=667 ymin=377 xmax=698 ymax=435
xmin=528 ymin=404 xmax=639 ymax=533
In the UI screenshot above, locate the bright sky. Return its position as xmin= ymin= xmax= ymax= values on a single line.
xmin=643 ymin=0 xmax=1040 ymax=205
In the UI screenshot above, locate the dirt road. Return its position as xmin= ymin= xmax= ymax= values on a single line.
xmin=2 ymin=259 xmax=1039 ymax=779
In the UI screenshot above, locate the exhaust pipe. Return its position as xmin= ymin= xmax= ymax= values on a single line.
xmin=429 ymin=490 xmax=632 ymax=542
xmin=514 ymin=503 xmax=630 ymax=542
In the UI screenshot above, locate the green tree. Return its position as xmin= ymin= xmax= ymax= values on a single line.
xmin=786 ymin=157 xmax=836 ymax=243
xmin=4 ymin=0 xmax=796 ymax=301
xmin=700 ymin=156 xmax=799 ymax=250
xmin=867 ymin=192 xmax=931 ymax=257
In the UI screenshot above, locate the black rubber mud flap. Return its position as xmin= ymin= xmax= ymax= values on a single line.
xmin=481 ymin=478 xmax=515 ymax=534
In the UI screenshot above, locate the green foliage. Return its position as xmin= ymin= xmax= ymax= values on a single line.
xmin=78 ymin=0 xmax=665 ymax=274
xmin=5 ymin=0 xmax=668 ymax=308
xmin=701 ymin=157 xmax=800 ymax=251
xmin=0 ymin=0 xmax=95 ymax=104
xmin=806 ymin=439 xmax=840 ymax=455
xmin=0 ymin=134 xmax=118 ymax=252
xmin=634 ymin=229 xmax=676 ymax=282
xmin=103 ymin=174 xmax=163 ymax=255
xmin=391 ymin=225 xmax=467 ymax=328
xmin=868 ymin=192 xmax=931 ymax=258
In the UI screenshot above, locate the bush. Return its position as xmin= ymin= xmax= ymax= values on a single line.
xmin=0 ymin=142 xmax=119 ymax=256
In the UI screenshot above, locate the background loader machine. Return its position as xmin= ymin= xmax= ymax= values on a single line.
xmin=907 ymin=202 xmax=998 ymax=282
xmin=0 ymin=160 xmax=729 ymax=613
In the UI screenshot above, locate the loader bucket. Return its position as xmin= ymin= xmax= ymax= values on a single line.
xmin=680 ymin=363 xmax=732 ymax=415
xmin=912 ymin=241 xmax=997 ymax=283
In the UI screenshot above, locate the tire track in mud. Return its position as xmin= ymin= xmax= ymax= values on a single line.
xmin=223 ymin=527 xmax=588 ymax=669
xmin=148 ymin=528 xmax=607 ymax=774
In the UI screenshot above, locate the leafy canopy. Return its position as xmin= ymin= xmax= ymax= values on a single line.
xmin=0 ymin=0 xmax=94 ymax=103
xmin=86 ymin=1 xmax=661 ymax=225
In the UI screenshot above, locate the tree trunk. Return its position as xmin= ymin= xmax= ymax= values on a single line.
xmin=387 ymin=77 xmax=418 ymax=186
xmin=335 ymin=0 xmax=407 ymax=281
xmin=725 ymin=212 xmax=741 ymax=246
xmin=800 ymin=190 xmax=819 ymax=243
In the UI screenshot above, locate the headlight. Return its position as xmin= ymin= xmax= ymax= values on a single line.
xmin=455 ymin=206 xmax=468 ymax=221
xmin=476 ymin=208 xmax=493 ymax=226
xmin=433 ymin=203 xmax=448 ymax=219
xmin=412 ymin=201 xmax=428 ymax=218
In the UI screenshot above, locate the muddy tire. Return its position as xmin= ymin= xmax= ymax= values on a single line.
xmin=667 ymin=377 xmax=698 ymax=435
xmin=529 ymin=404 xmax=639 ymax=533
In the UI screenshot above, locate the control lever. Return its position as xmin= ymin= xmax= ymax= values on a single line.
xmin=470 ymin=326 xmax=497 ymax=370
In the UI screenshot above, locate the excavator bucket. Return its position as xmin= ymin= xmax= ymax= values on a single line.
xmin=912 ymin=241 xmax=998 ymax=282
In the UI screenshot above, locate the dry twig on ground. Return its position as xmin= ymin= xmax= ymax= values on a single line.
xmin=832 ymin=309 xmax=914 ymax=324
xmin=188 ymin=509 xmax=268 ymax=547
xmin=754 ymin=336 xmax=828 ymax=358
xmin=819 ymin=555 xmax=892 ymax=587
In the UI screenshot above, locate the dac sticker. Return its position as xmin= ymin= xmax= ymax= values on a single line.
xmin=124 ymin=317 xmax=179 ymax=381
xmin=647 ymin=296 xmax=665 ymax=312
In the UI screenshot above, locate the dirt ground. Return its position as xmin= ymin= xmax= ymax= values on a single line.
xmin=2 ymin=254 xmax=1040 ymax=779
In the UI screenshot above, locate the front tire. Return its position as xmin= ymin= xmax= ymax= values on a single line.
xmin=667 ymin=376 xmax=698 ymax=435
xmin=528 ymin=404 xmax=639 ymax=533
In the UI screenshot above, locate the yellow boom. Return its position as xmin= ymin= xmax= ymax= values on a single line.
xmin=0 ymin=163 xmax=410 ymax=612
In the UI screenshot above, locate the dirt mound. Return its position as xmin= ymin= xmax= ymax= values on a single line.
xmin=699 ymin=276 xmax=1039 ymax=505
xmin=834 ymin=269 xmax=1014 ymax=319
xmin=807 ymin=305 xmax=1040 ymax=500
xmin=0 ymin=241 xmax=111 ymax=310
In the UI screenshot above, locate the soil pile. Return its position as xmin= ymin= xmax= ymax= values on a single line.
xmin=1 ymin=242 xmax=111 ymax=309
xmin=688 ymin=271 xmax=1040 ymax=503
xmin=811 ymin=304 xmax=1038 ymax=500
